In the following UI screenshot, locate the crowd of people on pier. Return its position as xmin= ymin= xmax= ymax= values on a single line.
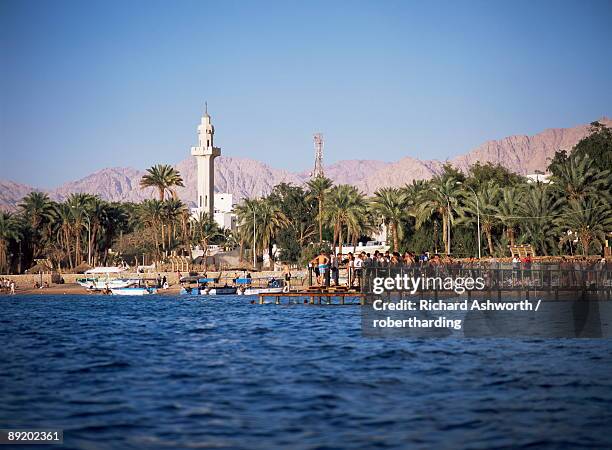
xmin=309 ymin=249 xmax=610 ymax=289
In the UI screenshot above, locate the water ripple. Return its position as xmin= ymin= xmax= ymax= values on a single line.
xmin=0 ymin=295 xmax=611 ymax=449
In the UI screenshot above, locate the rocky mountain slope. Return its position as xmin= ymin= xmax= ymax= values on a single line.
xmin=1 ymin=117 xmax=609 ymax=210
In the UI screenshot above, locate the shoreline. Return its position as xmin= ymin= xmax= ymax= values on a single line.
xmin=0 ymin=270 xmax=306 ymax=296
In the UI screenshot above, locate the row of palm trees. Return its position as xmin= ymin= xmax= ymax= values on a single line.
xmin=234 ymin=152 xmax=611 ymax=261
xmin=0 ymin=163 xmax=225 ymax=273
xmin=0 ymin=192 xmax=131 ymax=272
xmin=0 ymin=193 xmax=225 ymax=273
xmin=1 ymin=140 xmax=609 ymax=273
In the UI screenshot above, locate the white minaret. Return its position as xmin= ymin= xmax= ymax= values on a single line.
xmin=191 ymin=104 xmax=221 ymax=219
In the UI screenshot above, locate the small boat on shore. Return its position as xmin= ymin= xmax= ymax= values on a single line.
xmin=110 ymin=286 xmax=157 ymax=296
xmin=238 ymin=277 xmax=286 ymax=296
xmin=79 ymin=278 xmax=135 ymax=290
xmin=77 ymin=267 xmax=132 ymax=290
xmin=241 ymin=286 xmax=284 ymax=295
xmin=179 ymin=277 xmax=237 ymax=296
xmin=204 ymin=286 xmax=237 ymax=295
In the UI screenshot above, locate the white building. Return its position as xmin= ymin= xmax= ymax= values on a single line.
xmin=213 ymin=193 xmax=236 ymax=230
xmin=190 ymin=106 xmax=237 ymax=231
xmin=526 ymin=173 xmax=551 ymax=184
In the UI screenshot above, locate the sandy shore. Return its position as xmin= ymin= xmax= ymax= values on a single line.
xmin=1 ymin=270 xmax=309 ymax=296
xmin=2 ymin=283 xmax=186 ymax=296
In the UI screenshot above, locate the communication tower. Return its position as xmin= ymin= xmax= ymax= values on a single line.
xmin=312 ymin=133 xmax=324 ymax=178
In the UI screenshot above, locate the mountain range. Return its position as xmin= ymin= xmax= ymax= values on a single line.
xmin=1 ymin=117 xmax=610 ymax=211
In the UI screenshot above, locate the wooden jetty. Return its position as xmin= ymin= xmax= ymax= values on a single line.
xmin=258 ymin=286 xmax=365 ymax=305
xmin=261 ymin=266 xmax=612 ymax=305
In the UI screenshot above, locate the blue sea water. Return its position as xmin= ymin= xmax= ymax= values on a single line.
xmin=1 ymin=295 xmax=611 ymax=450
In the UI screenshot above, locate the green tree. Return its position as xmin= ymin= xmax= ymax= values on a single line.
xmin=414 ymin=177 xmax=461 ymax=255
xmin=306 ymin=176 xmax=333 ymax=243
xmin=497 ymin=186 xmax=524 ymax=247
xmin=519 ymin=185 xmax=562 ymax=256
xmin=457 ymin=182 xmax=500 ymax=256
xmin=190 ymin=212 xmax=223 ymax=266
xmin=235 ymin=198 xmax=260 ymax=264
xmin=140 ymin=164 xmax=184 ymax=201
xmin=138 ymin=199 xmax=164 ymax=258
xmin=370 ymin=187 xmax=408 ymax=252
xmin=18 ymin=191 xmax=54 ymax=261
xmin=84 ymin=196 xmax=107 ymax=265
xmin=439 ymin=163 xmax=466 ymax=183
xmin=466 ymin=162 xmax=525 ymax=190
xmin=572 ymin=121 xmax=612 ymax=173
xmin=257 ymin=199 xmax=289 ymax=268
xmin=0 ymin=212 xmax=22 ymax=273
xmin=66 ymin=193 xmax=96 ymax=266
xmin=268 ymin=183 xmax=317 ymax=262
xmin=549 ymin=153 xmax=611 ymax=202
xmin=99 ymin=202 xmax=131 ymax=265
xmin=556 ymin=197 xmax=612 ymax=256
xmin=51 ymin=202 xmax=75 ymax=268
xmin=323 ymin=185 xmax=368 ymax=254
xmin=161 ymin=199 xmax=187 ymax=251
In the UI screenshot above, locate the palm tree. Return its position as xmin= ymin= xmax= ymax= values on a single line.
xmin=402 ymin=179 xmax=428 ymax=200
xmin=496 ymin=186 xmax=524 ymax=247
xmin=140 ymin=164 xmax=184 ymax=201
xmin=51 ymin=202 xmax=74 ymax=268
xmin=458 ymin=182 xmax=500 ymax=255
xmin=370 ymin=187 xmax=408 ymax=252
xmin=257 ymin=199 xmax=289 ymax=268
xmin=139 ymin=199 xmax=164 ymax=258
xmin=235 ymin=198 xmax=289 ymax=268
xmin=306 ymin=176 xmax=333 ymax=243
xmin=519 ymin=185 xmax=562 ymax=256
xmin=66 ymin=193 xmax=95 ymax=266
xmin=551 ymin=153 xmax=611 ymax=202
xmin=0 ymin=212 xmax=22 ymax=273
xmin=99 ymin=203 xmax=130 ymax=264
xmin=269 ymin=183 xmax=317 ymax=248
xmin=84 ymin=196 xmax=107 ymax=265
xmin=414 ymin=177 xmax=461 ymax=255
xmin=19 ymin=191 xmax=54 ymax=259
xmin=190 ymin=212 xmax=223 ymax=267
xmin=235 ymin=198 xmax=259 ymax=258
xmin=162 ymin=199 xmax=186 ymax=251
xmin=556 ymin=197 xmax=612 ymax=256
xmin=323 ymin=185 xmax=367 ymax=253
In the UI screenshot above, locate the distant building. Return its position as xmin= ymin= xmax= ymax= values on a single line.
xmin=526 ymin=173 xmax=551 ymax=184
xmin=213 ymin=193 xmax=236 ymax=231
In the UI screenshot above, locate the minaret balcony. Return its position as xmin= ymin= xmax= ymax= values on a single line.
xmin=191 ymin=146 xmax=221 ymax=157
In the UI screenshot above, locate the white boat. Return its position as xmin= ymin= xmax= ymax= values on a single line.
xmin=77 ymin=266 xmax=132 ymax=290
xmin=203 ymin=286 xmax=237 ymax=296
xmin=78 ymin=278 xmax=135 ymax=290
xmin=237 ymin=277 xmax=286 ymax=296
xmin=241 ymin=287 xmax=284 ymax=296
xmin=110 ymin=286 xmax=157 ymax=296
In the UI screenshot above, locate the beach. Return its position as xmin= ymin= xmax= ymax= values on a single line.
xmin=0 ymin=270 xmax=307 ymax=297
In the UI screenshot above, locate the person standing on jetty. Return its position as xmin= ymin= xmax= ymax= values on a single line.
xmin=330 ymin=253 xmax=340 ymax=286
xmin=310 ymin=251 xmax=330 ymax=286
xmin=282 ymin=263 xmax=291 ymax=290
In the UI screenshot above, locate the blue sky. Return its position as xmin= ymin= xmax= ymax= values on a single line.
xmin=1 ymin=0 xmax=611 ymax=188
